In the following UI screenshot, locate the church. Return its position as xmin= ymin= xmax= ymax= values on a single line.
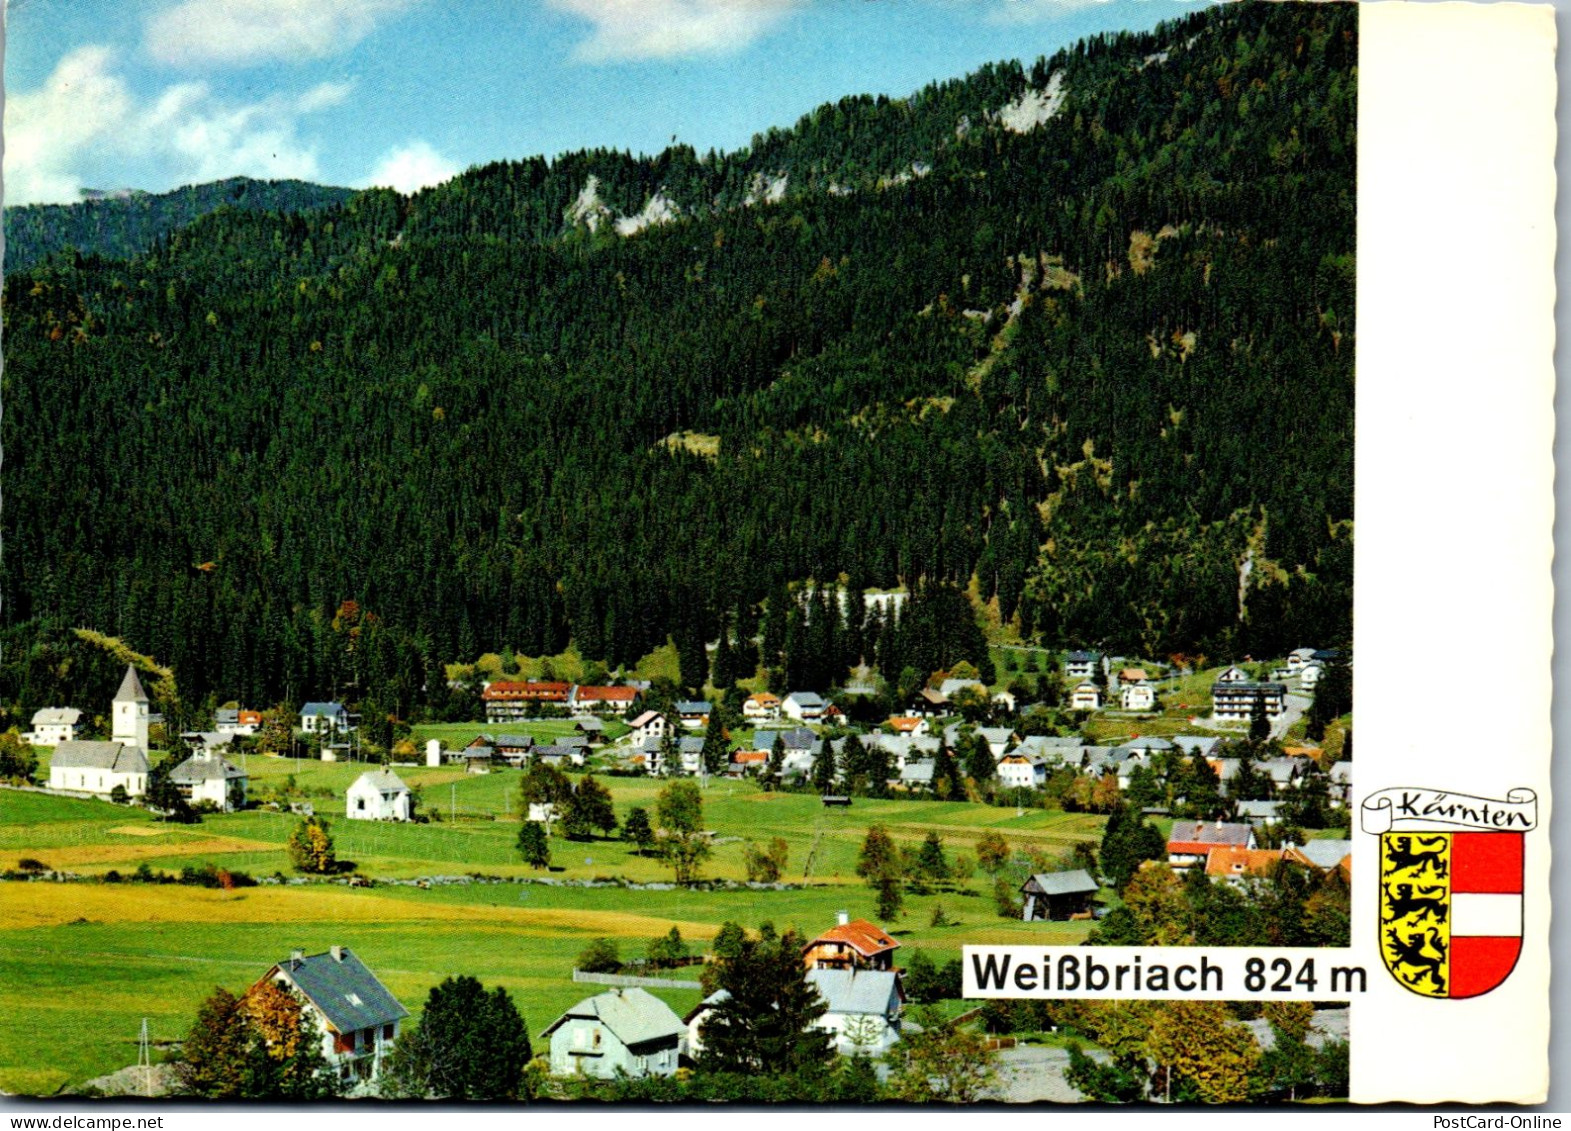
xmin=47 ymin=666 xmax=153 ymax=799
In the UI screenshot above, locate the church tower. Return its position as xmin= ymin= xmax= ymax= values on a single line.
xmin=112 ymin=665 xmax=151 ymax=752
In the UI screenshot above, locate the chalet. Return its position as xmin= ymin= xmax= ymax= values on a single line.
xmin=1167 ymin=820 xmax=1256 ymax=869
xmin=1171 ymin=735 xmax=1221 ymax=759
xmin=1205 ymin=846 xmax=1288 ymax=884
xmin=1020 ymin=870 xmax=1099 ymax=921
xmin=996 ymin=753 xmax=1045 ymax=791
xmin=1210 ymin=675 xmax=1287 ymax=722
xmin=781 ymin=692 xmax=826 ymax=722
xmin=542 ymin=987 xmax=685 ymax=1079
xmin=494 ymin=734 xmax=535 ymax=765
xmin=1064 ymin=651 xmax=1101 ymax=680
xmin=1298 ymin=663 xmax=1324 ymax=690
xmin=803 ymin=913 xmax=899 ymax=972
xmin=464 ymin=745 xmax=494 ymax=774
xmin=1011 ymin=735 xmax=1085 ymax=764
xmin=26 ymin=707 xmax=80 ymax=746
xmin=169 ymin=749 xmax=248 ymax=811
xmin=729 ymin=749 xmax=769 ymax=775
xmin=886 ymin=716 xmax=928 ymax=736
xmin=743 ymin=692 xmax=781 ymax=721
xmin=300 ymin=702 xmax=351 ymax=735
xmin=534 ymin=743 xmax=584 ymax=768
xmin=48 ymin=668 xmax=153 ymax=798
xmin=1070 ymin=683 xmax=1102 ymax=711
xmin=675 ymin=701 xmax=711 ymax=729
xmin=346 ymin=768 xmax=411 ymax=821
xmin=482 ymin=680 xmax=572 ymax=722
xmin=908 ymin=687 xmax=949 ymax=717
xmin=1121 ymin=684 xmax=1156 ymax=711
xmin=215 ymin=708 xmax=263 ymax=736
xmin=1287 ymin=647 xmax=1318 ymax=673
xmin=1117 ymin=667 xmax=1150 ymax=686
xmin=253 ymin=946 xmax=409 ymax=1084
xmin=570 ymin=685 xmax=642 ymax=713
xmin=628 ymin=710 xmax=666 ymax=745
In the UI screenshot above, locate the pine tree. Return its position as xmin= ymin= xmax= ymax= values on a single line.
xmin=695 ymin=926 xmax=832 ymax=1076
xmin=383 ymin=976 xmax=532 ymax=1100
xmin=517 ymin=820 xmax=551 ymax=869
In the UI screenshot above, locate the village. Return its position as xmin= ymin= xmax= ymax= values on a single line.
xmin=0 ymin=640 xmax=1353 ymax=1102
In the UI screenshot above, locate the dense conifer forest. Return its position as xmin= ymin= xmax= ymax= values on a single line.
xmin=1 ymin=3 xmax=1355 ymax=719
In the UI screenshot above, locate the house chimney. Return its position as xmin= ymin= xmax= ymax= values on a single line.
xmin=837 ymin=910 xmax=849 ymax=926
xmin=331 ymin=945 xmax=344 ymax=962
xmin=291 ymin=949 xmax=304 ymax=970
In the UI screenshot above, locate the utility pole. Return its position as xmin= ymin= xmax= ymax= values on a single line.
xmin=138 ymin=1017 xmax=152 ymax=1097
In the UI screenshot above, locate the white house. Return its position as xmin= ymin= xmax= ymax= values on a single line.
xmin=346 ymin=768 xmax=412 ymax=821
xmin=300 ymin=702 xmax=351 ymax=735
xmin=252 ymin=947 xmax=409 ymax=1085
xmin=48 ymin=667 xmax=152 ymax=798
xmin=26 ymin=707 xmax=80 ymax=746
xmin=996 ymin=754 xmax=1045 ymax=791
xmin=169 ymin=748 xmax=248 ymax=811
xmin=1287 ymin=647 xmax=1318 ymax=673
xmin=628 ymin=710 xmax=666 ymax=745
xmin=543 ymin=987 xmax=686 ymax=1079
xmin=781 ymin=692 xmax=826 ymax=722
xmin=688 ymin=970 xmax=901 ymax=1057
xmin=1064 ymin=651 xmax=1100 ymax=680
xmin=1070 ymin=683 xmax=1102 ymax=711
xmin=214 ymin=708 xmax=262 ymax=736
xmin=1299 ymin=663 xmax=1324 ymax=690
xmin=1121 ymin=684 xmax=1156 ymax=711
xmin=743 ymin=692 xmax=781 ymax=721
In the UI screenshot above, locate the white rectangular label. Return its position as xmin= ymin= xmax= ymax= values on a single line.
xmin=962 ymin=947 xmax=1372 ymax=1001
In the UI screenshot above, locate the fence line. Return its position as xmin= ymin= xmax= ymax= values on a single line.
xmin=572 ymin=969 xmax=704 ymax=990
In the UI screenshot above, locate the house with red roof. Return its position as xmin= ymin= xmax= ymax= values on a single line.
xmin=802 ymin=913 xmax=900 ymax=973
xmin=1166 ymin=820 xmax=1257 ymax=870
xmin=570 ymin=685 xmax=642 ymax=713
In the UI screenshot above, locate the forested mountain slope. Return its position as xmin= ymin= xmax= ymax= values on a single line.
xmin=3 ymin=177 xmax=356 ymax=271
xmin=1 ymin=3 xmax=1355 ymax=718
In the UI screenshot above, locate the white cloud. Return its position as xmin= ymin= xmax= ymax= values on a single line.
xmin=358 ymin=140 xmax=459 ymax=195
xmin=546 ymin=0 xmax=801 ymax=63
xmin=4 ymin=45 xmax=346 ymax=205
xmin=143 ymin=0 xmax=416 ymax=67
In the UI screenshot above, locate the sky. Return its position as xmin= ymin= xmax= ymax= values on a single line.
xmin=3 ymin=0 xmax=1196 ymax=207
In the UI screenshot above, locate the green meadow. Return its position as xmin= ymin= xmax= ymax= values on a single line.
xmin=0 ymin=783 xmax=1102 ymax=1092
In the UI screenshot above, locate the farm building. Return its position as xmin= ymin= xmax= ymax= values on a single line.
xmin=1020 ymin=870 xmax=1100 ymax=921
xmin=25 ymin=707 xmax=80 ymax=745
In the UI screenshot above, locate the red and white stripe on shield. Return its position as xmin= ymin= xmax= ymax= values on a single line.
xmin=1447 ymin=832 xmax=1524 ymax=998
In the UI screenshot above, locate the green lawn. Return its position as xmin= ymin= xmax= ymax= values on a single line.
xmin=0 ymin=873 xmax=1092 ymax=1093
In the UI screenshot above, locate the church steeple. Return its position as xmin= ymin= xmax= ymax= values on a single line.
xmin=112 ymin=665 xmax=150 ymax=752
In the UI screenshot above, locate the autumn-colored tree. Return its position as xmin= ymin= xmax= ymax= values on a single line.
xmin=1121 ymin=862 xmax=1194 ymax=945
xmin=239 ymin=981 xmax=342 ymax=1099
xmin=1146 ymin=1001 xmax=1260 ymax=1104
xmin=175 ymin=987 xmax=253 ymax=1098
xmin=974 ymin=830 xmax=1009 ymax=874
xmin=883 ymin=1006 xmax=999 ymax=1102
xmin=743 ymin=837 xmax=790 ymax=883
xmin=286 ymin=815 xmax=337 ymax=874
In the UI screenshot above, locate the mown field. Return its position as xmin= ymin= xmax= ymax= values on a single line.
xmin=0 ymin=784 xmax=1101 ymax=1093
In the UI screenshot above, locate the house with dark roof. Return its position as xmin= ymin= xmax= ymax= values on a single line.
xmin=542 ymin=987 xmax=685 ymax=1078
xmin=803 ymin=913 xmax=900 ymax=972
xmin=300 ymin=701 xmax=351 ymax=735
xmin=170 ymin=749 xmax=248 ymax=811
xmin=253 ymin=946 xmax=408 ymax=1084
xmin=781 ymin=691 xmax=826 ymax=722
xmin=1064 ymin=651 xmax=1101 ymax=679
xmin=805 ymin=968 xmax=903 ymax=1054
xmin=49 ymin=741 xmax=150 ymax=798
xmin=26 ymin=707 xmax=81 ymax=746
xmin=675 ymin=701 xmax=712 ymax=728
xmin=1020 ymin=869 xmax=1100 ymax=921
xmin=346 ymin=769 xmax=411 ymax=821
xmin=1210 ymin=671 xmax=1287 ymax=721
xmin=1167 ymin=820 xmax=1257 ymax=869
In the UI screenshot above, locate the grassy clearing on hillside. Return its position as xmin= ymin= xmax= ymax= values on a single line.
xmin=0 ymin=876 xmax=1090 ymax=1093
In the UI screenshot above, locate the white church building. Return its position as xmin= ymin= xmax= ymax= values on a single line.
xmin=48 ymin=666 xmax=152 ymax=798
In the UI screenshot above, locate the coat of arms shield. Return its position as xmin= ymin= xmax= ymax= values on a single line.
xmin=1363 ymin=788 xmax=1537 ymax=999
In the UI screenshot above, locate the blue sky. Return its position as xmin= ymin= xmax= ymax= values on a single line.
xmin=5 ymin=0 xmax=1195 ymax=206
